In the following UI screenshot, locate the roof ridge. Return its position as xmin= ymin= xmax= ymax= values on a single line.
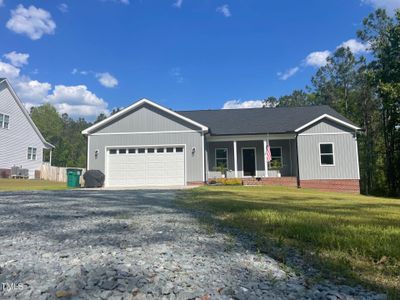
xmin=177 ymin=104 xmax=330 ymax=113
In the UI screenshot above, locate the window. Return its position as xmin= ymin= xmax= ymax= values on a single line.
xmin=119 ymin=149 xmax=126 ymax=154
xmin=215 ymin=148 xmax=228 ymax=168
xmin=128 ymin=148 xmax=135 ymax=154
xmin=147 ymin=148 xmax=155 ymax=153
xmin=138 ymin=148 xmax=145 ymax=153
xmin=27 ymin=147 xmax=37 ymax=160
xmin=270 ymin=147 xmax=282 ymax=166
xmin=157 ymin=148 xmax=164 ymax=153
xmin=320 ymin=143 xmax=334 ymax=166
xmin=0 ymin=113 xmax=10 ymax=129
xmin=109 ymin=149 xmax=117 ymax=154
xmin=166 ymin=147 xmax=174 ymax=153
xmin=176 ymin=147 xmax=183 ymax=152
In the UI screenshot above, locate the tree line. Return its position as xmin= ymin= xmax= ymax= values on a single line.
xmin=263 ymin=9 xmax=400 ymax=196
xmin=30 ymin=9 xmax=399 ymax=196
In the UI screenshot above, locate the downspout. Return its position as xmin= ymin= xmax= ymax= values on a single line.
xmin=295 ymin=133 xmax=301 ymax=189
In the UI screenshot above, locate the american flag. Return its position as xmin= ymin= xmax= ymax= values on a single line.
xmin=266 ymin=144 xmax=272 ymax=162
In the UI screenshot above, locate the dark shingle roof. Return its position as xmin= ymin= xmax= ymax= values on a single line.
xmin=178 ymin=105 xmax=356 ymax=135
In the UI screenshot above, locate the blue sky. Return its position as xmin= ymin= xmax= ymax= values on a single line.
xmin=0 ymin=0 xmax=398 ymax=119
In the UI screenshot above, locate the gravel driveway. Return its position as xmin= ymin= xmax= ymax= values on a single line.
xmin=0 ymin=190 xmax=385 ymax=300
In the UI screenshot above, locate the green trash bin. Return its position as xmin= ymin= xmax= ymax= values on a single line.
xmin=66 ymin=168 xmax=82 ymax=188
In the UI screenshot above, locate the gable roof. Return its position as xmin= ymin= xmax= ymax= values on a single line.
xmin=179 ymin=105 xmax=360 ymax=135
xmin=82 ymin=98 xmax=209 ymax=135
xmin=0 ymin=78 xmax=54 ymax=149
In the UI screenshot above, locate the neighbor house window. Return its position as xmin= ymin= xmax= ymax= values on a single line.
xmin=0 ymin=113 xmax=9 ymax=129
xmin=320 ymin=143 xmax=334 ymax=166
xmin=215 ymin=148 xmax=228 ymax=168
xmin=27 ymin=147 xmax=37 ymax=160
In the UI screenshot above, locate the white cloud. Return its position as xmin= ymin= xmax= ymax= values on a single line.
xmin=222 ymin=100 xmax=264 ymax=109
xmin=304 ymin=50 xmax=331 ymax=67
xmin=0 ymin=61 xmax=20 ymax=78
xmin=0 ymin=0 xmax=4 ymax=7
xmin=58 ymin=3 xmax=68 ymax=13
xmin=173 ymin=0 xmax=183 ymax=8
xmin=46 ymin=85 xmax=109 ymax=117
xmin=14 ymin=79 xmax=52 ymax=104
xmin=338 ymin=39 xmax=369 ymax=54
xmin=1 ymin=52 xmax=109 ymax=119
xmin=96 ymin=72 xmax=118 ymax=88
xmin=362 ymin=0 xmax=400 ymax=12
xmin=170 ymin=67 xmax=184 ymax=83
xmin=4 ymin=51 xmax=29 ymax=67
xmin=216 ymin=4 xmax=231 ymax=17
xmin=6 ymin=5 xmax=56 ymax=40
xmin=277 ymin=67 xmax=299 ymax=80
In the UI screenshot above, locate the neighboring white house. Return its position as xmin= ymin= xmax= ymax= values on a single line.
xmin=0 ymin=78 xmax=54 ymax=179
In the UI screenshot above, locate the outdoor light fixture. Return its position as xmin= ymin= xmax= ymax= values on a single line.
xmin=191 ymin=147 xmax=196 ymax=154
xmin=94 ymin=149 xmax=99 ymax=159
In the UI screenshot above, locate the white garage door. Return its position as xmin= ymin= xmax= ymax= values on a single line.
xmin=106 ymin=146 xmax=185 ymax=187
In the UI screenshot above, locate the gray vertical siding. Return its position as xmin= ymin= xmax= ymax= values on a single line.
xmin=297 ymin=120 xmax=359 ymax=180
xmin=0 ymin=82 xmax=45 ymax=178
xmin=207 ymin=139 xmax=296 ymax=178
xmin=94 ymin=104 xmax=199 ymax=134
xmin=88 ymin=103 xmax=205 ymax=182
xmin=89 ymin=134 xmax=203 ymax=182
xmin=301 ymin=119 xmax=353 ymax=134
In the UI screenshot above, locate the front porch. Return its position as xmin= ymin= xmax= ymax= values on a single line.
xmin=205 ymin=134 xmax=298 ymax=181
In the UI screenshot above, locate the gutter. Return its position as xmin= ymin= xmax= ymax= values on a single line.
xmin=295 ymin=133 xmax=301 ymax=189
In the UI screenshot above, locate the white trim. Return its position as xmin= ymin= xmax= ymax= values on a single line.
xmin=354 ymin=132 xmax=360 ymax=180
xmin=298 ymin=132 xmax=353 ymax=136
xmin=319 ymin=142 xmax=335 ymax=167
xmin=215 ymin=147 xmax=229 ymax=169
xmin=91 ymin=130 xmax=201 ymax=136
xmin=263 ymin=140 xmax=268 ymax=177
xmin=87 ymin=135 xmax=90 ymax=170
xmin=82 ymin=98 xmax=209 ymax=135
xmin=202 ymin=133 xmax=205 ymax=182
xmin=295 ymin=114 xmax=360 ymax=133
xmin=207 ymin=133 xmax=296 ymax=142
xmin=104 ymin=143 xmax=187 ymax=187
xmin=233 ymin=140 xmax=238 ymax=178
xmin=0 ymin=79 xmax=54 ymax=149
xmin=241 ymin=147 xmax=257 ymax=177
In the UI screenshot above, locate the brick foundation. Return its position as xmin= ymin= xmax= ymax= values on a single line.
xmin=239 ymin=177 xmax=360 ymax=194
xmin=0 ymin=169 xmax=11 ymax=178
xmin=242 ymin=177 xmax=297 ymax=187
xmin=300 ymin=179 xmax=360 ymax=194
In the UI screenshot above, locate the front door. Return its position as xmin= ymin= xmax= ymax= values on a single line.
xmin=242 ymin=148 xmax=256 ymax=177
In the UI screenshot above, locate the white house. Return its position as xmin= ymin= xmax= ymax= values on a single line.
xmin=0 ymin=78 xmax=54 ymax=179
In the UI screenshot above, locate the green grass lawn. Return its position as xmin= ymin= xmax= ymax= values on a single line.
xmin=179 ymin=186 xmax=400 ymax=295
xmin=0 ymin=179 xmax=68 ymax=191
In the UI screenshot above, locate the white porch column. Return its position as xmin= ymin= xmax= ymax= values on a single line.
xmin=233 ymin=140 xmax=238 ymax=178
xmin=263 ymin=139 xmax=269 ymax=177
xmin=49 ymin=149 xmax=52 ymax=166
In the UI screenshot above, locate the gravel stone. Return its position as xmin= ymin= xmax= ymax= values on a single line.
xmin=0 ymin=190 xmax=387 ymax=299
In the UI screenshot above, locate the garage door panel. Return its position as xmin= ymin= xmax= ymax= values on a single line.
xmin=107 ymin=147 xmax=185 ymax=187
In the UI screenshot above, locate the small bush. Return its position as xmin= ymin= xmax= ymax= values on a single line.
xmin=214 ymin=178 xmax=242 ymax=185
